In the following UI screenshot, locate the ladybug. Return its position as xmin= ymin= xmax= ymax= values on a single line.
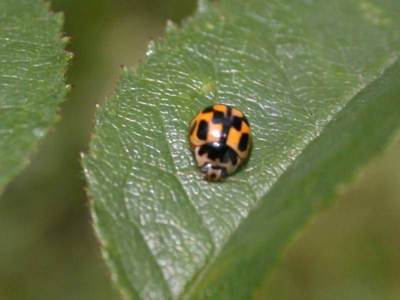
xmin=189 ymin=104 xmax=252 ymax=181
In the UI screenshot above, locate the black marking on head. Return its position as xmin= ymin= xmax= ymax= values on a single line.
xmin=190 ymin=120 xmax=197 ymax=135
xmin=202 ymin=106 xmax=214 ymax=113
xmin=239 ymin=133 xmax=249 ymax=152
xmin=232 ymin=116 xmax=242 ymax=131
xmin=211 ymin=165 xmax=228 ymax=178
xmin=197 ymin=120 xmax=208 ymax=140
xmin=200 ymin=163 xmax=228 ymax=181
xmin=212 ymin=111 xmax=224 ymax=124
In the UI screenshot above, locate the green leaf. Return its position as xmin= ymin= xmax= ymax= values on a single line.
xmin=0 ymin=0 xmax=69 ymax=192
xmin=83 ymin=0 xmax=400 ymax=299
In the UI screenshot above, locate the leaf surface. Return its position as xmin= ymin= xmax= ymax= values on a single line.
xmin=0 ymin=0 xmax=69 ymax=191
xmin=84 ymin=0 xmax=400 ymax=299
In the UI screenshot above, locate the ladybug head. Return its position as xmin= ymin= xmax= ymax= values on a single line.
xmin=200 ymin=163 xmax=228 ymax=181
xmin=194 ymin=142 xmax=239 ymax=181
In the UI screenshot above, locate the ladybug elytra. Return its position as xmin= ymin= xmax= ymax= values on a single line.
xmin=189 ymin=104 xmax=252 ymax=181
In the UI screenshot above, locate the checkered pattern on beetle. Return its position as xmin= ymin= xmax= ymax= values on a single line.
xmin=189 ymin=104 xmax=252 ymax=181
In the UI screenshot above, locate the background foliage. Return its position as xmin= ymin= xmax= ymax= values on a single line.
xmin=0 ymin=0 xmax=69 ymax=192
xmin=0 ymin=0 xmax=399 ymax=300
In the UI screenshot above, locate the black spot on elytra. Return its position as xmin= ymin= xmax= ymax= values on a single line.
xmin=190 ymin=121 xmax=197 ymax=135
xmin=202 ymin=106 xmax=214 ymax=113
xmin=198 ymin=143 xmax=238 ymax=165
xmin=232 ymin=116 xmax=242 ymax=131
xmin=239 ymin=133 xmax=249 ymax=152
xmin=197 ymin=120 xmax=208 ymax=140
xmin=211 ymin=165 xmax=228 ymax=179
xmin=212 ymin=111 xmax=224 ymax=123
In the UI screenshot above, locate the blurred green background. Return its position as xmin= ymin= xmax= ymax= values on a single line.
xmin=0 ymin=0 xmax=399 ymax=299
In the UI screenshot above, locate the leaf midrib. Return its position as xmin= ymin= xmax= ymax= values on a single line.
xmin=155 ymin=102 xmax=216 ymax=297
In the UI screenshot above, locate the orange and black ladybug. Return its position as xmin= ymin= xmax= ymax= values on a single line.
xmin=189 ymin=104 xmax=252 ymax=181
